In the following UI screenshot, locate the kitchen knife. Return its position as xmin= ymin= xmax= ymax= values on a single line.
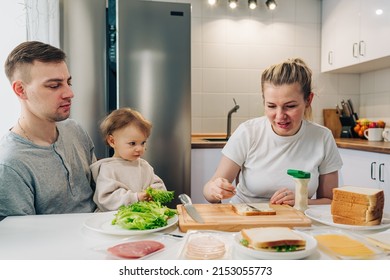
xmin=178 ymin=194 xmax=205 ymax=224
xmin=347 ymin=99 xmax=358 ymax=120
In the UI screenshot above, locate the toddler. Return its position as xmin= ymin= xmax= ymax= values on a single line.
xmin=91 ymin=108 xmax=166 ymax=211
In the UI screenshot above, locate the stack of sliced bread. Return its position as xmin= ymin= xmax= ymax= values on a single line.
xmin=331 ymin=186 xmax=384 ymax=226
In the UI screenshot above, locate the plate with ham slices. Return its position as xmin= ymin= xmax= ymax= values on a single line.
xmin=84 ymin=211 xmax=178 ymax=236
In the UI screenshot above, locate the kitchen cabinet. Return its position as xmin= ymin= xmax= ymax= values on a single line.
xmin=338 ymin=148 xmax=390 ymax=212
xmin=191 ymin=148 xmax=222 ymax=203
xmin=321 ymin=0 xmax=390 ymax=73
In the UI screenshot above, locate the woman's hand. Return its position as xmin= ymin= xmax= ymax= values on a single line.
xmin=203 ymin=177 xmax=236 ymax=203
xmin=270 ymin=188 xmax=295 ymax=206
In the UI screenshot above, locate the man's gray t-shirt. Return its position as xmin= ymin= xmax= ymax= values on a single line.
xmin=0 ymin=119 xmax=97 ymax=216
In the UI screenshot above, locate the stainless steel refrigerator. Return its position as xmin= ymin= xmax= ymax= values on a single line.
xmin=61 ymin=0 xmax=191 ymax=205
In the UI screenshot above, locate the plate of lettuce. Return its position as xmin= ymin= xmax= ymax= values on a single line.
xmin=84 ymin=188 xmax=178 ymax=235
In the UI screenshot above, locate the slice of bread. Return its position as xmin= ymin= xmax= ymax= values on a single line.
xmin=232 ymin=203 xmax=276 ymax=216
xmin=241 ymin=227 xmax=306 ymax=251
xmin=331 ymin=186 xmax=385 ymax=226
xmin=331 ymin=200 xmax=383 ymax=222
xmin=333 ymin=186 xmax=384 ymax=206
xmin=332 ymin=215 xmax=382 ymax=226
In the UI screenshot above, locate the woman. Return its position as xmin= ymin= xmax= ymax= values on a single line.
xmin=203 ymin=58 xmax=342 ymax=206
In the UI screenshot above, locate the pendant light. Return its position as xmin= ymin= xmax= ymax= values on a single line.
xmin=266 ymin=0 xmax=277 ymax=10
xmin=208 ymin=0 xmax=217 ymax=5
xmin=228 ymin=0 xmax=238 ymax=9
xmin=248 ymin=0 xmax=257 ymax=10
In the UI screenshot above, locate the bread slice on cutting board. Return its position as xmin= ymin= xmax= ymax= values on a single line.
xmin=331 ymin=186 xmax=384 ymax=226
xmin=232 ymin=203 xmax=276 ymax=216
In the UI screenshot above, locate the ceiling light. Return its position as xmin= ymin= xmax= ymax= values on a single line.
xmin=229 ymin=0 xmax=238 ymax=9
xmin=208 ymin=0 xmax=217 ymax=5
xmin=376 ymin=9 xmax=383 ymax=15
xmin=266 ymin=0 xmax=277 ymax=10
xmin=248 ymin=0 xmax=257 ymax=10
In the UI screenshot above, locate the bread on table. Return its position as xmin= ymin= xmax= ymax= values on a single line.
xmin=331 ymin=186 xmax=384 ymax=226
xmin=240 ymin=227 xmax=306 ymax=252
xmin=232 ymin=203 xmax=276 ymax=216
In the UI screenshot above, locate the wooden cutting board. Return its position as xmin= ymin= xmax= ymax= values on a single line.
xmin=177 ymin=204 xmax=311 ymax=232
xmin=323 ymin=109 xmax=341 ymax=138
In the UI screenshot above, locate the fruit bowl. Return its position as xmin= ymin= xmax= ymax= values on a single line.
xmin=354 ymin=119 xmax=386 ymax=139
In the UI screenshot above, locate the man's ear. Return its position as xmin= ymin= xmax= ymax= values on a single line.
xmin=12 ymin=80 xmax=27 ymax=100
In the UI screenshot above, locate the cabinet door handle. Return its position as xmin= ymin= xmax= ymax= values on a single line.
xmin=371 ymin=161 xmax=377 ymax=180
xmin=359 ymin=40 xmax=365 ymax=56
xmin=379 ymin=163 xmax=385 ymax=182
xmin=353 ymin=43 xmax=359 ymax=58
xmin=328 ymin=51 xmax=333 ymax=65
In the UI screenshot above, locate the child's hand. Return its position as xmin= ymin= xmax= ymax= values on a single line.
xmin=137 ymin=192 xmax=152 ymax=201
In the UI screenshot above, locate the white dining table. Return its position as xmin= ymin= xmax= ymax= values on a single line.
xmin=0 ymin=206 xmax=388 ymax=260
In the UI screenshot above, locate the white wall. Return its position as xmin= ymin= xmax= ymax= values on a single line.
xmin=151 ymin=0 xmax=364 ymax=133
xmin=0 ymin=2 xmax=26 ymax=136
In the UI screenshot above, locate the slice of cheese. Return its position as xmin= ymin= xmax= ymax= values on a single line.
xmin=315 ymin=234 xmax=374 ymax=258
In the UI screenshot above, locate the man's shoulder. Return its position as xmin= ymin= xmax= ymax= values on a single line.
xmin=57 ymin=119 xmax=90 ymax=139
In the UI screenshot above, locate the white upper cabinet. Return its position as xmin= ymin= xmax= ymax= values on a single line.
xmin=321 ymin=0 xmax=390 ymax=73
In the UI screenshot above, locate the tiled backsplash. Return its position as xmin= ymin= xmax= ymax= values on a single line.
xmin=157 ymin=0 xmax=390 ymax=133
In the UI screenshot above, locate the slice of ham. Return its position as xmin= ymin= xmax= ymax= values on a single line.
xmin=107 ymin=240 xmax=165 ymax=259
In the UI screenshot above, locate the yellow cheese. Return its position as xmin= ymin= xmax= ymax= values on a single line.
xmin=315 ymin=234 xmax=374 ymax=257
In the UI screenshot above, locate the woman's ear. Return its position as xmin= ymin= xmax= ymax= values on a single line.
xmin=306 ymin=92 xmax=314 ymax=107
xmin=12 ymin=80 xmax=27 ymax=100
xmin=107 ymin=135 xmax=115 ymax=148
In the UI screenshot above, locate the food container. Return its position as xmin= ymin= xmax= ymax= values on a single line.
xmin=306 ymin=228 xmax=387 ymax=260
xmin=178 ymin=230 xmax=233 ymax=260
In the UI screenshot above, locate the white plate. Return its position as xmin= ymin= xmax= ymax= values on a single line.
xmin=233 ymin=230 xmax=317 ymax=260
xmin=305 ymin=205 xmax=390 ymax=231
xmin=84 ymin=211 xmax=178 ymax=236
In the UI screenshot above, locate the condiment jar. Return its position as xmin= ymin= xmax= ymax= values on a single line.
xmin=287 ymin=169 xmax=311 ymax=212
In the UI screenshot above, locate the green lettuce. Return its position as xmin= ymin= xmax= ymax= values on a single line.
xmin=112 ymin=201 xmax=177 ymax=230
xmin=146 ymin=187 xmax=174 ymax=204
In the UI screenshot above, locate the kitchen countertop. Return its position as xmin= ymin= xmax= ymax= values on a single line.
xmin=192 ymin=134 xmax=390 ymax=154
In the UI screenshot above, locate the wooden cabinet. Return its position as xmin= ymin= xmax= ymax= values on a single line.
xmin=321 ymin=0 xmax=390 ymax=73
xmin=338 ymin=148 xmax=390 ymax=212
xmin=191 ymin=148 xmax=222 ymax=203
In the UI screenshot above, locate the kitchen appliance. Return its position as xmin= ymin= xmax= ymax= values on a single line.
xmin=61 ymin=0 xmax=191 ymax=207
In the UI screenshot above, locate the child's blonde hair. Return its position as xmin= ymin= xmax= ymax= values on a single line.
xmin=100 ymin=108 xmax=152 ymax=145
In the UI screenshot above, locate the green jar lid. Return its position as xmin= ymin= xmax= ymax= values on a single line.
xmin=287 ymin=169 xmax=311 ymax=179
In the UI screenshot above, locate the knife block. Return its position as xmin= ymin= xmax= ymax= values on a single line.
xmin=339 ymin=116 xmax=357 ymax=138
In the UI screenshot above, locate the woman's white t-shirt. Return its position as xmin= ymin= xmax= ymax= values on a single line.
xmin=222 ymin=116 xmax=343 ymax=203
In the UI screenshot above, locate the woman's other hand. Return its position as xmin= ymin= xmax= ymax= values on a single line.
xmin=270 ymin=188 xmax=294 ymax=206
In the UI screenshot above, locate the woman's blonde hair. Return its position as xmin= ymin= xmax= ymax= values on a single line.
xmin=100 ymin=108 xmax=152 ymax=145
xmin=261 ymin=58 xmax=313 ymax=120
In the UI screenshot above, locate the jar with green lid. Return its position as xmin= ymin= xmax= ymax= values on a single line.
xmin=287 ymin=169 xmax=311 ymax=212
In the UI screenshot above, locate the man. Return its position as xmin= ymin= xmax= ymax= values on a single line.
xmin=0 ymin=41 xmax=97 ymax=216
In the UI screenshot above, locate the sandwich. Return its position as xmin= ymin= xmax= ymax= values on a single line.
xmin=331 ymin=186 xmax=384 ymax=226
xmin=240 ymin=227 xmax=306 ymax=252
xmin=232 ymin=203 xmax=276 ymax=216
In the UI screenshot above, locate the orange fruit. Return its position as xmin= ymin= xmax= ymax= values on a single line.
xmin=377 ymin=120 xmax=385 ymax=128
xmin=354 ymin=124 xmax=361 ymax=133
